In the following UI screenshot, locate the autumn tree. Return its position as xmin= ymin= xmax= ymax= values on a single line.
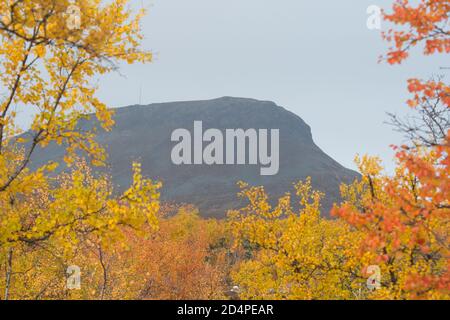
xmin=332 ymin=0 xmax=449 ymax=299
xmin=0 ymin=160 xmax=161 ymax=299
xmin=333 ymin=153 xmax=449 ymax=299
xmin=64 ymin=208 xmax=229 ymax=300
xmin=228 ymin=180 xmax=370 ymax=300
xmin=0 ymin=0 xmax=159 ymax=300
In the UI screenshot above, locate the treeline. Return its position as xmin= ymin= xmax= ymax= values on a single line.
xmin=1 ymin=152 xmax=448 ymax=300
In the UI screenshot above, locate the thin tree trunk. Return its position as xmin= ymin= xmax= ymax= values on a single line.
xmin=4 ymin=248 xmax=13 ymax=300
xmin=98 ymin=246 xmax=108 ymax=300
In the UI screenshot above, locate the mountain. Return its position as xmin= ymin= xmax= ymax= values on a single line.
xmin=27 ymin=97 xmax=359 ymax=218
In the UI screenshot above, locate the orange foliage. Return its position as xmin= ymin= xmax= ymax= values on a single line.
xmin=68 ymin=209 xmax=229 ymax=300
xmin=382 ymin=0 xmax=450 ymax=64
xmin=332 ymin=147 xmax=449 ymax=299
xmin=406 ymin=78 xmax=450 ymax=109
xmin=332 ymin=1 xmax=450 ymax=297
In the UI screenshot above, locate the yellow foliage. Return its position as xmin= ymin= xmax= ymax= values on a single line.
xmin=228 ymin=179 xmax=369 ymax=300
xmin=0 ymin=1 xmax=156 ymax=300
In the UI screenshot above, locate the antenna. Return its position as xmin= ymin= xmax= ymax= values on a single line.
xmin=139 ymin=84 xmax=143 ymax=105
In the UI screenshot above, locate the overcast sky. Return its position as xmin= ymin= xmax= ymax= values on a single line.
xmin=18 ymin=0 xmax=449 ymax=172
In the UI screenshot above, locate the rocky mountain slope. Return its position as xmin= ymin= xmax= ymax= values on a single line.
xmin=28 ymin=97 xmax=359 ymax=217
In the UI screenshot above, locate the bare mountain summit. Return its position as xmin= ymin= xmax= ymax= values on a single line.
xmin=28 ymin=97 xmax=359 ymax=218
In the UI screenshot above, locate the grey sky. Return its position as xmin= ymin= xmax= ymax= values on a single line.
xmin=19 ymin=0 xmax=450 ymax=172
